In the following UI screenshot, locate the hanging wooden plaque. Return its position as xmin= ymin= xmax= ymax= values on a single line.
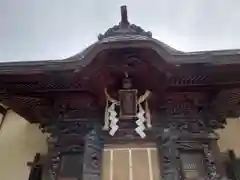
xmin=119 ymin=89 xmax=137 ymax=119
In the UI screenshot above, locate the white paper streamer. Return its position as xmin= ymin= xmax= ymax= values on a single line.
xmin=108 ymin=103 xmax=119 ymax=136
xmin=135 ymin=104 xmax=146 ymax=138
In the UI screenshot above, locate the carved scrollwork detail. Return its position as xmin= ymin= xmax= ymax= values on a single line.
xmin=49 ymin=153 xmax=61 ymax=179
xmin=98 ymin=23 xmax=152 ymax=40
xmin=203 ymin=144 xmax=221 ymax=180
xmin=177 ymin=142 xmax=204 ymax=150
xmin=91 ymin=153 xmax=99 ymax=168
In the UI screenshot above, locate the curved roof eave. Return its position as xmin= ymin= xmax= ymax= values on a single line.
xmin=1 ymin=36 xmax=240 ymax=74
xmin=0 ymin=35 xmax=178 ymax=74
xmin=66 ymin=34 xmax=177 ymax=63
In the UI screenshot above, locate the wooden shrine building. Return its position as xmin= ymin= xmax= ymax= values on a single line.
xmin=1 ymin=6 xmax=240 ymax=180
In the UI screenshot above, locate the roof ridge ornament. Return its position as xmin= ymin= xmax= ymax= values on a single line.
xmin=98 ymin=5 xmax=152 ymax=40
xmin=120 ymin=5 xmax=129 ymax=27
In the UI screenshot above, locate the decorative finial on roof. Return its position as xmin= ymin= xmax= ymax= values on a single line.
xmin=98 ymin=5 xmax=152 ymax=40
xmin=120 ymin=5 xmax=129 ymax=26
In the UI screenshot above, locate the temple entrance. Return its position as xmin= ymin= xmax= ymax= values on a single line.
xmin=101 ymin=143 xmax=161 ymax=180
xmin=2 ymin=5 xmax=240 ymax=180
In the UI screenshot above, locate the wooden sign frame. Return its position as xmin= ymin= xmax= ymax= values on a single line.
xmin=119 ymin=89 xmax=138 ymax=119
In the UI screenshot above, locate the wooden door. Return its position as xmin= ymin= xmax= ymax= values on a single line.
xmin=101 ymin=144 xmax=161 ymax=180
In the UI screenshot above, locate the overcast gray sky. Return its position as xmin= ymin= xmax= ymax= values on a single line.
xmin=0 ymin=0 xmax=240 ymax=62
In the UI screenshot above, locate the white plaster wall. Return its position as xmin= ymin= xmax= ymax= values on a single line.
xmin=217 ymin=118 xmax=240 ymax=157
xmin=0 ymin=110 xmax=47 ymax=180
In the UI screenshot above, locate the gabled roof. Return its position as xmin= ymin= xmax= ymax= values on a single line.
xmin=0 ymin=6 xmax=240 ymax=124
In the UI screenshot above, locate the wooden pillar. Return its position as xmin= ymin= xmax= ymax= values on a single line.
xmin=40 ymin=120 xmax=89 ymax=180
xmin=40 ymin=120 xmax=104 ymax=180
xmin=82 ymin=126 xmax=104 ymax=180
xmin=157 ymin=128 xmax=183 ymax=180
xmin=156 ymin=119 xmax=224 ymax=180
